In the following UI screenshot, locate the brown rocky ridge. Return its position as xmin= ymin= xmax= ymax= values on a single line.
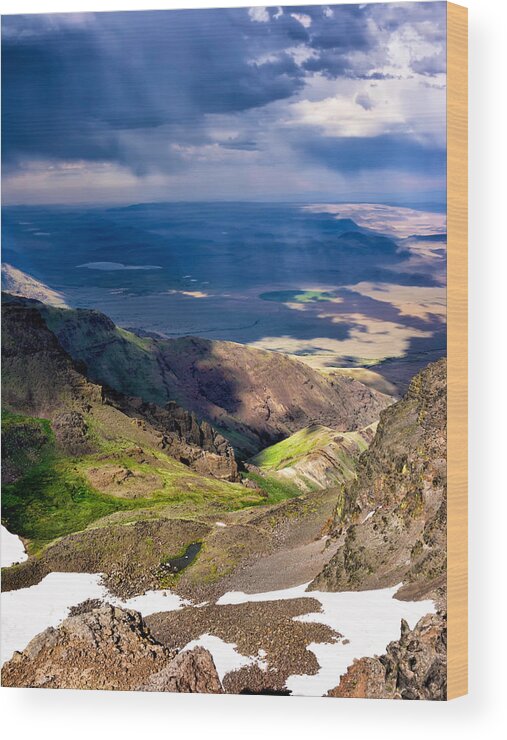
xmin=1 ymin=603 xmax=222 ymax=693
xmin=2 ymin=296 xmax=239 ymax=481
xmin=310 ymin=358 xmax=447 ymax=602
xmin=17 ymin=294 xmax=392 ymax=455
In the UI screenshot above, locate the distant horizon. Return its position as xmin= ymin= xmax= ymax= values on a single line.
xmin=2 ymin=197 xmax=447 ymax=213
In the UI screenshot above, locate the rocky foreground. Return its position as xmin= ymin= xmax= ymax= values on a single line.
xmin=328 ymin=613 xmax=447 ymax=700
xmin=1 ymin=603 xmax=222 ymax=693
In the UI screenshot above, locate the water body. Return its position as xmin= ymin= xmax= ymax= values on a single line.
xmin=160 ymin=542 xmax=202 ymax=574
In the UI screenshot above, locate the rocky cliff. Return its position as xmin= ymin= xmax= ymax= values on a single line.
xmin=328 ymin=613 xmax=447 ymax=700
xmin=1 ymin=604 xmax=222 ymax=693
xmin=310 ymin=359 xmax=446 ymax=601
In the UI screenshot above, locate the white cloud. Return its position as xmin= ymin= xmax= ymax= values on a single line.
xmin=373 ymin=22 xmax=446 ymax=79
xmin=250 ymin=44 xmax=317 ymax=68
xmin=290 ymin=13 xmax=312 ymax=29
xmin=287 ymin=76 xmax=446 ymax=146
xmin=323 ymin=7 xmax=334 ymax=19
xmin=248 ymin=7 xmax=270 ymax=23
xmin=287 ymin=92 xmax=405 ymax=138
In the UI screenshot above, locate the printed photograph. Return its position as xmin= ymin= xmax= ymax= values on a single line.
xmin=1 ymin=3 xmax=447 ymax=699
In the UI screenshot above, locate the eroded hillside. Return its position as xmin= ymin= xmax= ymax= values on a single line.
xmin=3 ymin=294 xmax=391 ymax=455
xmin=310 ymin=358 xmax=447 ymax=603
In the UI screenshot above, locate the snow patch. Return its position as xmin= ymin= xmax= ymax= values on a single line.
xmin=1 ymin=525 xmax=27 ymax=568
xmin=217 ymin=582 xmax=435 ymax=697
xmin=182 ymin=633 xmax=268 ymax=682
xmin=1 ymin=572 xmax=188 ymax=666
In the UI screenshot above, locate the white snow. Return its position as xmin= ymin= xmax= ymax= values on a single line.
xmin=0 ymin=572 xmax=188 ymax=666
xmin=217 ymin=582 xmax=435 ymax=697
xmin=2 ymin=566 xmax=435 ymax=696
xmin=182 ymin=633 xmax=268 ymax=682
xmin=1 ymin=525 xmax=28 ymax=568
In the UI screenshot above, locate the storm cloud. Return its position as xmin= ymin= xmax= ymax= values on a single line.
xmin=1 ymin=3 xmax=447 ymax=204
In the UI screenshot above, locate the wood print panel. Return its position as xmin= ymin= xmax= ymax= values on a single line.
xmin=1 ymin=2 xmax=468 ymax=701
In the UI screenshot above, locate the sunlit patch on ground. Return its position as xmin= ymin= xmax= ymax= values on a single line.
xmin=303 ymin=203 xmax=446 ymax=239
xmin=248 ymin=313 xmax=433 ymax=367
xmin=166 ymin=290 xmax=209 ymax=299
xmin=344 ymin=282 xmax=446 ymax=321
xmin=260 ymin=290 xmax=337 ymax=304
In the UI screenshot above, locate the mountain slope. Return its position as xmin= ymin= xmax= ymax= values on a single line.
xmin=4 ymin=295 xmax=391 ymax=455
xmin=310 ymin=359 xmax=446 ymax=601
xmin=3 ymin=300 xmax=290 ymax=559
xmin=250 ymin=423 xmax=376 ymax=492
xmin=1 ymin=299 xmax=239 ymax=480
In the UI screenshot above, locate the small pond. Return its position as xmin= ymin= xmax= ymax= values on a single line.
xmin=161 ymin=542 xmax=202 ymax=574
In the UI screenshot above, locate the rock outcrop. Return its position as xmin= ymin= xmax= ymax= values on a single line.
xmin=106 ymin=393 xmax=239 ymax=481
xmin=139 ymin=648 xmax=223 ymax=693
xmin=310 ymin=359 xmax=447 ymax=600
xmin=328 ymin=613 xmax=447 ymax=700
xmin=1 ymin=604 xmax=222 ymax=693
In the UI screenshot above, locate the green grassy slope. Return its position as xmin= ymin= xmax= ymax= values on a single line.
xmin=250 ymin=423 xmax=376 ymax=492
xmin=1 ymin=412 xmax=293 ymax=553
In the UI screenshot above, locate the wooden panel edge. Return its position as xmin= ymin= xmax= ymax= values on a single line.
xmin=446 ymin=1 xmax=468 ymax=701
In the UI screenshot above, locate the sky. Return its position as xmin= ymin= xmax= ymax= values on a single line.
xmin=1 ymin=3 xmax=447 ymax=206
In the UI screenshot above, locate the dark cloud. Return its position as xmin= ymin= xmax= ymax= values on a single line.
xmin=355 ymin=93 xmax=375 ymax=111
xmin=306 ymin=4 xmax=372 ymax=51
xmin=296 ymin=133 xmax=445 ymax=176
xmin=221 ymin=139 xmax=259 ymax=152
xmin=2 ymin=4 xmax=447 ymax=203
xmin=2 ymin=8 xmax=306 ymax=171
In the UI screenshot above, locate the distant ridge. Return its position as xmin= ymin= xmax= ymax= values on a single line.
xmin=1 ymin=263 xmax=68 ymax=307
